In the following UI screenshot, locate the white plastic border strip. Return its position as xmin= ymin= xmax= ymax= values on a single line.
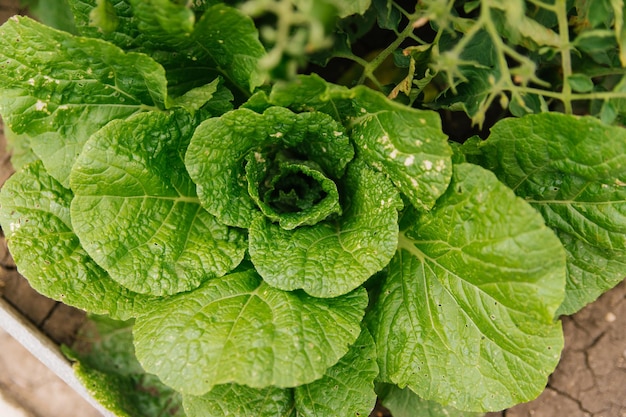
xmin=0 ymin=298 xmax=116 ymax=417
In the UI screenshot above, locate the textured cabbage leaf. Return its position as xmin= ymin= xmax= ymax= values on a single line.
xmin=245 ymin=154 xmax=341 ymax=230
xmin=129 ymin=0 xmax=195 ymax=47
xmin=183 ymin=385 xmax=295 ymax=417
xmin=249 ymin=161 xmax=402 ymax=298
xmin=350 ymin=87 xmax=453 ymax=211
xmin=69 ymin=0 xmax=266 ymax=94
xmin=68 ymin=0 xmax=138 ymax=49
xmin=0 ymin=161 xmax=156 ymax=319
xmin=269 ymin=74 xmax=355 ymax=122
xmin=182 ymin=328 xmax=378 ymax=417
xmin=185 ymin=106 xmax=354 ymax=229
xmin=369 ymin=163 xmax=566 ymax=412
xmin=65 ymin=315 xmax=184 ymax=417
xmin=270 ymin=75 xmax=453 ymax=210
xmin=294 ymin=327 xmax=378 ymax=417
xmin=476 ymin=113 xmax=626 ymax=315
xmin=133 ymin=270 xmax=368 ymax=396
xmin=0 ymin=16 xmax=168 ymax=187
xmin=70 ymin=110 xmax=246 ymax=296
xmin=376 ymin=384 xmax=483 ymax=417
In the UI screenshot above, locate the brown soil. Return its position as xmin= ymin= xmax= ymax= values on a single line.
xmin=487 ymin=280 xmax=626 ymax=417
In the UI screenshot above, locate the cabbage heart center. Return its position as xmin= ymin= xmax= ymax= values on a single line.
xmin=245 ymin=150 xmax=342 ymax=230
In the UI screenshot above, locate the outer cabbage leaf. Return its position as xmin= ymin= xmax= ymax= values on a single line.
xmin=0 ymin=161 xmax=156 ymax=319
xmin=133 ymin=270 xmax=368 ymax=396
xmin=376 ymin=384 xmax=483 ymax=417
xmin=65 ymin=316 xmax=184 ymax=417
xmin=182 ymin=328 xmax=378 ymax=417
xmin=70 ymin=111 xmax=246 ymax=296
xmin=183 ymin=385 xmax=295 ymax=417
xmin=294 ymin=328 xmax=378 ymax=417
xmin=69 ymin=0 xmax=138 ymax=49
xmin=70 ymin=0 xmax=265 ymax=94
xmin=0 ymin=16 xmax=168 ymax=187
xmin=369 ymin=163 xmax=566 ymax=412
xmin=135 ymin=2 xmax=267 ymax=93
xmin=249 ymin=161 xmax=402 ymax=298
xmin=350 ymin=87 xmax=453 ymax=211
xmin=4 ymin=126 xmax=37 ymax=171
xmin=129 ymin=0 xmax=195 ymax=47
xmin=185 ymin=106 xmax=353 ymax=229
xmin=22 ymin=0 xmax=77 ymax=33
xmin=476 ymin=113 xmax=626 ymax=315
xmin=190 ymin=4 xmax=267 ymax=93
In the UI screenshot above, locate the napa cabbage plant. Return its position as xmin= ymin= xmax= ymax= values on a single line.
xmin=0 ymin=1 xmax=624 ymax=416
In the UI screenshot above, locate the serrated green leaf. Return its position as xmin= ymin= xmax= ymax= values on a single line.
xmin=294 ymin=328 xmax=378 ymax=417
xmin=572 ymin=0 xmax=614 ymax=29
xmin=376 ymin=384 xmax=483 ymax=417
xmin=0 ymin=161 xmax=156 ymax=319
xmin=477 ymin=113 xmax=626 ymax=315
xmin=508 ymin=93 xmax=547 ymax=117
xmin=185 ymin=106 xmax=354 ymax=229
xmin=249 ymin=161 xmax=402 ymax=298
xmin=567 ymin=74 xmax=595 ymax=93
xmin=573 ymin=29 xmax=617 ymax=53
xmin=70 ymin=111 xmax=246 ymax=296
xmin=600 ymin=74 xmax=626 ymax=125
xmin=339 ymin=0 xmax=372 ymax=17
xmin=133 ymin=270 xmax=368 ymax=395
xmin=373 ymin=0 xmax=402 ymax=30
xmin=183 ymin=384 xmax=294 ymax=417
xmin=67 ymin=316 xmax=185 ymax=417
xmin=369 ymin=163 xmax=565 ymax=412
xmin=350 ymin=87 xmax=452 ymax=211
xmin=432 ymin=67 xmax=498 ymax=126
xmin=0 ymin=16 xmax=168 ymax=187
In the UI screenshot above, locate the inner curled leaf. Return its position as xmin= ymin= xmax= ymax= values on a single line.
xmin=246 ymin=151 xmax=341 ymax=230
xmin=185 ymin=106 xmax=354 ymax=229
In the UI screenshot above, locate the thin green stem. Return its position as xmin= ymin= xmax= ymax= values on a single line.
xmin=512 ymin=86 xmax=626 ymax=101
xmin=357 ymin=16 xmax=419 ymax=85
xmin=556 ymin=0 xmax=573 ymax=113
xmin=526 ymin=0 xmax=558 ymax=12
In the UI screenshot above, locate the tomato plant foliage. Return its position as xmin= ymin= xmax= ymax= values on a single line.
xmin=0 ymin=1 xmax=624 ymax=416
